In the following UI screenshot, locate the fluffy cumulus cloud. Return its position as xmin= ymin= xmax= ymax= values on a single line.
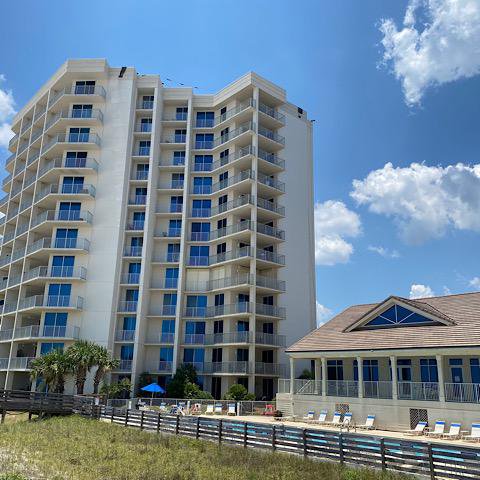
xmin=314 ymin=200 xmax=361 ymax=265
xmin=0 ymin=75 xmax=15 ymax=148
xmin=316 ymin=301 xmax=333 ymax=326
xmin=368 ymin=245 xmax=400 ymax=259
xmin=409 ymin=284 xmax=435 ymax=298
xmin=351 ymin=162 xmax=480 ymax=244
xmin=469 ymin=277 xmax=480 ymax=289
xmin=380 ymin=0 xmax=480 ymax=105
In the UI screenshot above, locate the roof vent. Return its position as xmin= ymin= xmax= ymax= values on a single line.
xmin=119 ymin=67 xmax=127 ymax=78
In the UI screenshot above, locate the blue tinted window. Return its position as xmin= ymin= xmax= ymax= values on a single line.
xmin=361 ymin=304 xmax=439 ymax=330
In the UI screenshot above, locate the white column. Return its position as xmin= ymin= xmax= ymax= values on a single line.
xmin=314 ymin=359 xmax=321 ymax=394
xmin=289 ymin=357 xmax=295 ymax=394
xmin=321 ymin=357 xmax=327 ymax=397
xmin=356 ymin=357 xmax=363 ymax=398
xmin=436 ymin=354 xmax=445 ymax=402
xmin=390 ymin=356 xmax=398 ymax=400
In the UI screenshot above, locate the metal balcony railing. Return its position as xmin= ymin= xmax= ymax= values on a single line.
xmin=257 ymin=222 xmax=285 ymax=240
xmin=35 ymin=183 xmax=96 ymax=202
xmin=137 ymin=99 xmax=154 ymax=109
xmin=397 ymin=381 xmax=439 ymax=401
xmin=445 ymin=383 xmax=480 ymax=403
xmin=133 ymin=170 xmax=149 ymax=181
xmin=258 ymin=148 xmax=285 ymax=168
xmin=327 ymin=380 xmax=359 ymax=397
xmin=161 ymin=134 xmax=186 ymax=144
xmin=255 ymin=304 xmax=286 ymax=318
xmin=209 ymin=145 xmax=254 ymax=172
xmin=155 ymin=228 xmax=181 ymax=238
xmin=259 ymin=103 xmax=286 ymax=124
xmin=151 ymin=278 xmax=178 ymax=289
xmin=134 ymin=122 xmax=153 ymax=133
xmin=256 ymin=249 xmax=285 ymax=265
xmin=123 ymin=245 xmax=143 ymax=257
xmin=48 ymin=85 xmax=106 ymax=107
xmin=23 ymin=266 xmax=87 ymax=282
xmin=17 ymin=295 xmax=84 ymax=310
xmin=256 ymin=275 xmax=286 ymax=292
xmin=31 ymin=210 xmax=93 ymax=227
xmin=255 ymin=362 xmax=286 ymax=376
xmin=255 ymin=333 xmax=286 ymax=346
xmin=26 ymin=237 xmax=90 ymax=255
xmin=128 ymin=195 xmax=147 ymax=205
xmin=215 ymin=99 xmax=256 ymax=126
xmin=203 ymin=332 xmax=250 ymax=345
xmin=161 ymin=305 xmax=176 ymax=316
xmin=45 ymin=109 xmax=103 ymax=131
xmin=203 ymin=361 xmax=251 ymax=374
xmin=258 ymin=125 xmax=285 ymax=145
xmin=258 ymin=172 xmax=285 ymax=192
xmin=115 ymin=330 xmax=136 ymax=342
xmin=257 ymin=197 xmax=285 ymax=216
xmin=157 ymin=361 xmax=173 ymax=372
xmin=27 ymin=151 xmax=40 ymax=166
xmin=125 ymin=220 xmax=144 ymax=231
xmin=135 ymin=146 xmax=150 ymax=156
xmin=117 ymin=359 xmax=133 ymax=370
xmin=41 ymin=133 xmax=101 ymax=154
xmin=211 ymin=169 xmax=255 ymax=193
xmin=9 ymin=357 xmax=35 ymax=370
xmin=118 ymin=301 xmax=138 ymax=313
xmin=0 ymin=330 xmax=13 ymax=341
xmin=195 ymin=122 xmax=255 ymax=150
xmin=13 ymin=325 xmax=80 ymax=340
xmin=34 ymin=106 xmax=46 ymax=121
xmin=38 ymin=156 xmax=98 ymax=178
xmin=120 ymin=273 xmax=141 ymax=284
xmin=363 ymin=381 xmax=393 ymax=399
xmin=163 ymin=112 xmax=187 ymax=121
xmin=145 ymin=332 xmax=175 ymax=344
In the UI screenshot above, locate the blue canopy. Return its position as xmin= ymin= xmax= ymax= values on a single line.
xmin=141 ymin=382 xmax=165 ymax=393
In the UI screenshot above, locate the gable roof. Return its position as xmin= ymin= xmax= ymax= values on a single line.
xmin=287 ymin=292 xmax=480 ymax=354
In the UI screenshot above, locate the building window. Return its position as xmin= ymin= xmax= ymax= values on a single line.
xmin=47 ymin=284 xmax=71 ymax=306
xmin=194 ymin=155 xmax=213 ymax=172
xmin=195 ymin=133 xmax=213 ymax=149
xmin=174 ymin=129 xmax=186 ymax=143
xmin=138 ymin=140 xmax=150 ymax=156
xmin=51 ymin=255 xmax=74 ymax=277
xmin=43 ymin=312 xmax=68 ymax=337
xmin=165 ymin=268 xmax=179 ymax=288
xmin=470 ymin=359 xmax=480 ymax=384
xmin=192 ymin=199 xmax=211 ymax=217
xmin=176 ymin=107 xmax=188 ymax=121
xmin=449 ymin=358 xmax=464 ymax=383
xmin=62 ymin=176 xmax=84 ymax=194
xmin=171 ymin=173 xmax=184 ymax=188
xmin=71 ymin=104 xmax=92 ymax=118
xmin=186 ymin=296 xmax=207 ymax=317
xmin=189 ymin=245 xmax=209 ymax=266
xmin=196 ymin=112 xmax=214 ymax=128
xmin=55 ymin=228 xmax=78 ymax=248
xmin=193 ymin=176 xmax=212 ymax=194
xmin=123 ymin=316 xmax=136 ymax=331
xmin=163 ymin=294 xmax=177 ymax=316
xmin=74 ymin=81 xmax=95 ymax=95
xmin=191 ymin=222 xmax=210 ymax=242
xmin=65 ymin=152 xmax=87 ymax=168
xmin=40 ymin=342 xmax=64 ymax=355
xmin=237 ymin=349 xmax=249 ymax=362
xmin=167 ymin=243 xmax=180 ymax=262
xmin=327 ymin=360 xmax=343 ymax=381
xmin=173 ymin=151 xmax=185 ymax=165
xmin=142 ymin=95 xmax=154 ymax=109
xmin=140 ymin=118 xmax=152 ymax=132
xmin=420 ymin=359 xmax=438 ymax=383
xmin=69 ymin=127 xmax=90 ymax=142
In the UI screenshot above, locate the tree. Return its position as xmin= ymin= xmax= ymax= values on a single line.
xmin=91 ymin=345 xmax=119 ymax=394
xmin=100 ymin=378 xmax=132 ymax=399
xmin=223 ymin=384 xmax=255 ymax=401
xmin=66 ymin=340 xmax=98 ymax=394
xmin=166 ymin=364 xmax=199 ymax=398
xmin=30 ymin=350 xmax=71 ymax=393
xmin=297 ymin=369 xmax=314 ymax=380
xmin=184 ymin=381 xmax=213 ymax=399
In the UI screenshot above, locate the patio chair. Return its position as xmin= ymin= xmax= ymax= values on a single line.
xmin=303 ymin=410 xmax=315 ymax=422
xmin=205 ymin=404 xmax=214 ymax=415
xmin=214 ymin=404 xmax=223 ymax=415
xmin=190 ymin=403 xmax=202 ymax=415
xmin=159 ymin=402 xmax=168 ymax=413
xmin=227 ymin=404 xmax=236 ymax=416
xmin=340 ymin=412 xmax=353 ymax=429
xmin=357 ymin=414 xmax=376 ymax=430
xmin=314 ymin=410 xmax=328 ymax=425
xmin=463 ymin=423 xmax=480 ymax=442
xmin=425 ymin=420 xmax=446 ymax=438
xmin=404 ymin=421 xmax=428 ymax=436
xmin=326 ymin=411 xmax=342 ymax=427
xmin=442 ymin=423 xmax=462 ymax=440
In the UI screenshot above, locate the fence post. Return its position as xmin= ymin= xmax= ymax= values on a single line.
xmin=111 ymin=407 xmax=115 ymax=423
xmin=339 ymin=433 xmax=344 ymax=465
xmin=427 ymin=443 xmax=435 ymax=480
xmin=175 ymin=415 xmax=180 ymax=435
xmin=218 ymin=419 xmax=223 ymax=444
xmin=380 ymin=438 xmax=386 ymax=471
xmin=157 ymin=413 xmax=161 ymax=433
xmin=243 ymin=422 xmax=248 ymax=448
xmin=0 ymin=410 xmax=5 ymax=424
xmin=124 ymin=409 xmax=129 ymax=427
xmin=272 ymin=425 xmax=276 ymax=451
xmin=140 ymin=411 xmax=145 ymax=430
xmin=302 ymin=428 xmax=307 ymax=457
xmin=196 ymin=416 xmax=200 ymax=439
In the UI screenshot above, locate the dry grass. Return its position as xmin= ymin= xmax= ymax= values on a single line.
xmin=0 ymin=415 xmax=410 ymax=480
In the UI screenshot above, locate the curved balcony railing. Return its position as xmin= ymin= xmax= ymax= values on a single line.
xmin=38 ymin=156 xmax=99 ymax=178
xmin=41 ymin=133 xmax=101 ymax=154
xmin=48 ymin=85 xmax=106 ymax=107
xmin=26 ymin=236 xmax=90 ymax=255
xmin=211 ymin=169 xmax=255 ymax=193
xmin=13 ymin=324 xmax=80 ymax=340
xmin=45 ymin=109 xmax=103 ymax=131
xmin=23 ymin=266 xmax=87 ymax=282
xmin=35 ymin=183 xmax=96 ymax=202
xmin=258 ymin=172 xmax=285 ymax=192
xmin=18 ymin=295 xmax=84 ymax=311
xmin=258 ymin=148 xmax=285 ymax=168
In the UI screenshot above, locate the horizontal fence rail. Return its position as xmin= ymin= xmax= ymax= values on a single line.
xmin=76 ymin=404 xmax=480 ymax=480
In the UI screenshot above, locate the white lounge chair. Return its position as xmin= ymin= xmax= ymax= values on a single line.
xmin=227 ymin=404 xmax=236 ymax=416
xmin=303 ymin=410 xmax=315 ymax=422
xmin=205 ymin=404 xmax=214 ymax=415
xmin=314 ymin=410 xmax=328 ymax=425
xmin=326 ymin=411 xmax=342 ymax=427
xmin=358 ymin=414 xmax=376 ymax=430
xmin=214 ymin=404 xmax=223 ymax=415
xmin=463 ymin=423 xmax=480 ymax=442
xmin=442 ymin=423 xmax=462 ymax=440
xmin=404 ymin=421 xmax=428 ymax=436
xmin=341 ymin=412 xmax=353 ymax=429
xmin=425 ymin=420 xmax=446 ymax=438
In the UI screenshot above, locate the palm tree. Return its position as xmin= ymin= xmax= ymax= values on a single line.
xmin=66 ymin=340 xmax=97 ymax=394
xmin=30 ymin=350 xmax=71 ymax=393
xmin=92 ymin=345 xmax=119 ymax=394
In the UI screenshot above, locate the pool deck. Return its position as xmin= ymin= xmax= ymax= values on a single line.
xmin=203 ymin=414 xmax=480 ymax=449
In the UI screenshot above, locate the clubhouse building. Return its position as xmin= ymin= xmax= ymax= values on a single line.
xmin=277 ymin=292 xmax=480 ymax=431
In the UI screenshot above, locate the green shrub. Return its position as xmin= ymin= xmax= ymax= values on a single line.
xmin=223 ymin=383 xmax=255 ymax=401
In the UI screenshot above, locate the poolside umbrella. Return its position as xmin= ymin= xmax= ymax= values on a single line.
xmin=141 ymin=382 xmax=165 ymax=402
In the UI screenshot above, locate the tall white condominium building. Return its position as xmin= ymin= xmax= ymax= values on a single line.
xmin=0 ymin=59 xmax=316 ymax=398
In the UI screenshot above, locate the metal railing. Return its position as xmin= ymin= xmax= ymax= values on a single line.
xmin=41 ymin=133 xmax=101 ymax=153
xmin=137 ymin=100 xmax=154 ymax=109
xmin=134 ymin=122 xmax=153 ymax=132
xmin=18 ymin=295 xmax=84 ymax=310
xmin=133 ymin=170 xmax=149 ymax=181
xmin=9 ymin=357 xmax=35 ymax=370
xmin=162 ymin=112 xmax=187 ymax=122
xmin=445 ymin=383 xmax=480 ymax=403
xmin=117 ymin=301 xmax=138 ymax=313
xmin=258 ymin=125 xmax=285 ymax=145
xmin=211 ymin=169 xmax=255 ymax=193
xmin=23 ymin=265 xmax=87 ymax=282
xmin=363 ymin=381 xmax=393 ymax=399
xmin=115 ymin=330 xmax=136 ymax=342
xmin=258 ymin=172 xmax=285 ymax=192
xmin=35 ymin=183 xmax=96 ymax=202
xmin=26 ymin=236 xmax=90 ymax=254
xmin=128 ymin=194 xmax=147 ymax=205
xmin=145 ymin=333 xmax=175 ymax=344
xmin=123 ymin=245 xmax=143 ymax=256
xmin=150 ymin=278 xmax=178 ymax=289
xmin=31 ymin=209 xmax=93 ymax=227
xmin=13 ymin=325 xmax=80 ymax=340
xmin=327 ymin=380 xmax=359 ymax=397
xmin=0 ymin=330 xmax=13 ymax=341
xmin=257 ymin=197 xmax=285 ymax=216
xmin=120 ymin=273 xmax=140 ymax=284
xmin=48 ymin=85 xmax=106 ymax=107
xmin=257 ymin=222 xmax=285 ymax=240
xmin=256 ymin=249 xmax=285 ymax=265
xmin=203 ymin=361 xmax=250 ymax=374
xmin=117 ymin=360 xmax=133 ymax=370
xmin=397 ymin=381 xmax=439 ymax=401
xmin=45 ymin=109 xmax=103 ymax=130
xmin=258 ymin=148 xmax=285 ymax=168
xmin=38 ymin=156 xmax=98 ymax=177
xmin=259 ymin=103 xmax=286 ymax=124
xmin=161 ymin=134 xmax=186 ymax=144
xmin=125 ymin=220 xmax=145 ymax=231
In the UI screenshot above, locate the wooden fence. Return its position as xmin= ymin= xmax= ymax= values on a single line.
xmin=79 ymin=404 xmax=480 ymax=480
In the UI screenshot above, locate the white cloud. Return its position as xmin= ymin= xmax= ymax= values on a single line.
xmin=469 ymin=277 xmax=480 ymax=289
xmin=0 ymin=75 xmax=15 ymax=148
xmin=368 ymin=245 xmax=400 ymax=258
xmin=380 ymin=0 xmax=480 ymax=105
xmin=314 ymin=200 xmax=361 ymax=265
xmin=351 ymin=162 xmax=480 ymax=244
xmin=409 ymin=284 xmax=435 ymax=299
xmin=316 ymin=301 xmax=333 ymax=326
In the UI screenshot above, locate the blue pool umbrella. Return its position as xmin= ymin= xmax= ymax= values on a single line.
xmin=141 ymin=383 xmax=165 ymax=403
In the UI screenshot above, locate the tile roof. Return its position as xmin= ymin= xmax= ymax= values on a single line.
xmin=287 ymin=292 xmax=480 ymax=353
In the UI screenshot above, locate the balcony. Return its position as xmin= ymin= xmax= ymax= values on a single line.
xmin=327 ymin=380 xmax=359 ymax=398
xmin=157 ymin=361 xmax=173 ymax=372
xmin=162 ymin=112 xmax=187 ymax=122
xmin=8 ymin=134 xmax=18 ymax=150
xmin=161 ymin=305 xmax=176 ymax=316
xmin=152 ymin=253 xmax=180 ymax=263
xmin=211 ymin=169 xmax=255 ymax=193
xmin=115 ymin=330 xmax=136 ymax=342
xmin=160 ymin=134 xmax=186 ymax=144
xmin=256 ymin=275 xmax=286 ymax=292
xmin=125 ymin=220 xmax=144 ymax=231
xmin=128 ymin=194 xmax=147 ymax=206
xmin=37 ymin=156 xmax=99 ymax=179
xmin=22 ymin=266 xmax=87 ymax=283
xmin=158 ymin=180 xmax=184 ymax=190
xmin=48 ymin=85 xmax=106 ymax=108
xmin=397 ymin=381 xmax=439 ymax=401
xmin=192 ymin=220 xmax=252 ymax=242
xmin=0 ymin=330 xmax=13 ymax=342
xmin=150 ymin=278 xmax=178 ymax=289
xmin=116 ymin=359 xmax=133 ymax=371
xmin=18 ymin=295 xmax=84 ymax=311
xmin=26 ymin=237 xmax=90 ymax=255
xmin=257 ymin=197 xmax=285 ymax=216
xmin=9 ymin=357 xmax=35 ymax=370
xmin=194 ymin=122 xmax=254 ymax=150
xmin=132 ymin=170 xmax=149 ymax=181
xmin=255 ymin=362 xmax=286 ymax=376
xmin=137 ymin=99 xmax=154 ymax=110
xmin=120 ymin=273 xmax=141 ymax=284
xmin=258 ymin=173 xmax=285 ymax=193
xmin=203 ymin=361 xmax=251 ymax=374
xmin=445 ymin=383 xmax=480 ymax=403
xmin=258 ymin=149 xmax=285 ymax=169
xmin=45 ymin=109 xmax=103 ymax=132
xmin=134 ymin=122 xmax=153 ymax=133
xmin=256 ymin=249 xmax=285 ymax=266
xmin=31 ymin=210 xmax=93 ymax=228
xmin=117 ymin=301 xmax=138 ymax=313
xmin=134 ymin=147 xmax=150 ymax=157
xmin=145 ymin=332 xmax=175 ymax=344
xmin=41 ymin=133 xmax=101 ymax=155
xmin=215 ymin=99 xmax=256 ymax=127
xmin=258 ymin=125 xmax=285 ymax=146
xmin=155 ymin=228 xmax=181 ymax=238
xmin=13 ymin=324 xmax=80 ymax=341
xmin=255 ymin=332 xmax=286 ymax=347
xmin=363 ymin=381 xmax=394 ymax=399
xmin=123 ymin=246 xmax=143 ymax=257
xmin=0 ymin=359 xmax=8 ymax=370
xmin=34 ymin=183 xmax=96 ymax=203
xmin=257 ymin=222 xmax=285 ymax=241
xmin=258 ymin=103 xmax=286 ymax=125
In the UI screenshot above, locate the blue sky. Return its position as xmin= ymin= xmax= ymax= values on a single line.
xmin=1 ymin=0 xmax=480 ymax=322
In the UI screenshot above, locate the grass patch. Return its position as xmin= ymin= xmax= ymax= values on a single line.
xmin=0 ymin=415 xmax=409 ymax=480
